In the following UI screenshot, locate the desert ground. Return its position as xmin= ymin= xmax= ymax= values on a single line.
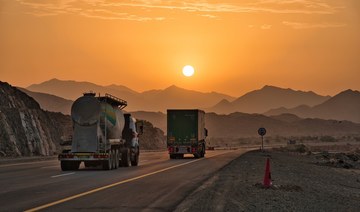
xmin=176 ymin=144 xmax=360 ymax=212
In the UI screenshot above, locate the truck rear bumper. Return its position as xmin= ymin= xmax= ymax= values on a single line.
xmin=168 ymin=146 xmax=198 ymax=154
xmin=58 ymin=153 xmax=110 ymax=161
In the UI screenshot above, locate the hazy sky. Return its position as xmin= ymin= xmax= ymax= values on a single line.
xmin=1 ymin=0 xmax=359 ymax=97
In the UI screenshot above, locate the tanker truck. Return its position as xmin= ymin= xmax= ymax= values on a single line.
xmin=58 ymin=92 xmax=142 ymax=170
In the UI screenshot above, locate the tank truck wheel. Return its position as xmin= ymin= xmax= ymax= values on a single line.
xmin=122 ymin=147 xmax=131 ymax=167
xmin=194 ymin=153 xmax=200 ymax=159
xmin=102 ymin=152 xmax=112 ymax=170
xmin=131 ymin=147 xmax=139 ymax=166
xmin=201 ymin=145 xmax=205 ymax=158
xmin=115 ymin=149 xmax=119 ymax=169
xmin=111 ymin=149 xmax=117 ymax=169
xmin=61 ymin=161 xmax=69 ymax=171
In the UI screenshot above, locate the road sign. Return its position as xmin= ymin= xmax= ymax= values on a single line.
xmin=258 ymin=127 xmax=266 ymax=136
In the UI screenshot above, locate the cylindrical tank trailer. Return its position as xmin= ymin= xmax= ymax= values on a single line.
xmin=59 ymin=92 xmax=142 ymax=171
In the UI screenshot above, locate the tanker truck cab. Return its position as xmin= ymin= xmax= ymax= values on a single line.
xmin=59 ymin=92 xmax=142 ymax=171
xmin=122 ymin=114 xmax=141 ymax=167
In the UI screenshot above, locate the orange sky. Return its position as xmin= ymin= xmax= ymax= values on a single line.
xmin=1 ymin=0 xmax=359 ymax=97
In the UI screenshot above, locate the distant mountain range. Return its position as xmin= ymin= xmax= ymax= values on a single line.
xmin=2 ymin=80 xmax=359 ymax=148
xmin=131 ymin=111 xmax=360 ymax=138
xmin=24 ymin=78 xmax=360 ymax=124
xmin=265 ymin=89 xmax=360 ymax=123
xmin=208 ymin=85 xmax=331 ymax=114
xmin=27 ymin=78 xmax=235 ymax=112
xmin=27 ymin=79 xmax=138 ymax=100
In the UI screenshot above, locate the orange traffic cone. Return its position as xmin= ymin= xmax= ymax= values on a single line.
xmin=263 ymin=157 xmax=272 ymax=188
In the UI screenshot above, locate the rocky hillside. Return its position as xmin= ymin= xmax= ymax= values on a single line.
xmin=0 ymin=81 xmax=72 ymax=157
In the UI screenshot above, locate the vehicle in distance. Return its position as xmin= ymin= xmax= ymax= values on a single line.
xmin=167 ymin=109 xmax=208 ymax=159
xmin=58 ymin=92 xmax=143 ymax=170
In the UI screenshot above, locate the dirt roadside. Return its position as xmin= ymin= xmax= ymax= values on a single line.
xmin=175 ymin=150 xmax=360 ymax=212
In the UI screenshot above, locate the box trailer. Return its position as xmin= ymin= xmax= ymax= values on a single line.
xmin=167 ymin=109 xmax=208 ymax=159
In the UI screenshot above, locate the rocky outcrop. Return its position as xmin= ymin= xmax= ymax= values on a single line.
xmin=0 ymin=81 xmax=72 ymax=157
xmin=138 ymin=121 xmax=166 ymax=150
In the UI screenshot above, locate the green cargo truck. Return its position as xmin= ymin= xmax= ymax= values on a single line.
xmin=167 ymin=109 xmax=208 ymax=159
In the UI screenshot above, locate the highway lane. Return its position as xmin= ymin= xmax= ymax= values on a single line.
xmin=0 ymin=149 xmax=251 ymax=211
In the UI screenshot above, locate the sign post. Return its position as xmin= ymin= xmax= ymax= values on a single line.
xmin=258 ymin=127 xmax=267 ymax=151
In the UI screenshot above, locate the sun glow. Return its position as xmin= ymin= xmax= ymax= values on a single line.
xmin=182 ymin=65 xmax=195 ymax=77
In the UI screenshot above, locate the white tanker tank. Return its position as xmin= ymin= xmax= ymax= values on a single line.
xmin=59 ymin=92 xmax=143 ymax=171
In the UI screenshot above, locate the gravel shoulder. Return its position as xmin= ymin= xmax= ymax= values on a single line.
xmin=175 ymin=150 xmax=360 ymax=212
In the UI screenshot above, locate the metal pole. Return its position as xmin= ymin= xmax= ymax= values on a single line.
xmin=261 ymin=136 xmax=264 ymax=151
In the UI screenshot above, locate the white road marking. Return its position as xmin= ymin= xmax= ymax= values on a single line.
xmin=25 ymin=150 xmax=240 ymax=212
xmin=51 ymin=172 xmax=75 ymax=178
xmin=0 ymin=160 xmax=56 ymax=168
xmin=41 ymin=166 xmax=59 ymax=169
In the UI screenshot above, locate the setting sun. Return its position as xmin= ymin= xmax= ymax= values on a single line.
xmin=182 ymin=65 xmax=195 ymax=77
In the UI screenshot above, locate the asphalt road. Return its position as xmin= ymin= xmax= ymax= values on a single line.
xmin=0 ymin=149 xmax=250 ymax=212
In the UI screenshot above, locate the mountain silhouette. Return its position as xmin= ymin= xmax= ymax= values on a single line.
xmin=140 ymin=85 xmax=236 ymax=111
xmin=26 ymin=79 xmax=359 ymax=123
xmin=27 ymin=78 xmax=137 ymax=100
xmin=265 ymin=89 xmax=360 ymax=123
xmin=18 ymin=87 xmax=73 ymax=114
xmin=27 ymin=79 xmax=235 ymax=112
xmin=208 ymin=85 xmax=330 ymax=114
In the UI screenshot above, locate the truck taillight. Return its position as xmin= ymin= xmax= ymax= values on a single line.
xmin=191 ymin=147 xmax=197 ymax=153
xmin=168 ymin=147 xmax=174 ymax=153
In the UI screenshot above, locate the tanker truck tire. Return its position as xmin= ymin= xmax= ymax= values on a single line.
xmin=103 ymin=152 xmax=112 ymax=170
xmin=121 ymin=147 xmax=131 ymax=167
xmin=61 ymin=161 xmax=69 ymax=171
xmin=115 ymin=149 xmax=119 ymax=169
xmin=194 ymin=152 xmax=200 ymax=158
xmin=131 ymin=147 xmax=139 ymax=166
xmin=201 ymin=145 xmax=205 ymax=158
xmin=111 ymin=149 xmax=117 ymax=169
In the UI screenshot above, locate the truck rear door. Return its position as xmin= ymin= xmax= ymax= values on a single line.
xmin=167 ymin=110 xmax=198 ymax=146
